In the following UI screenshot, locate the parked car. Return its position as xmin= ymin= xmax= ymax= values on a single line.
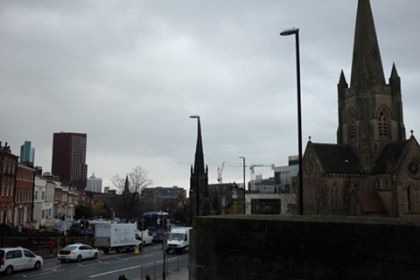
xmin=0 ymin=247 xmax=43 ymax=276
xmin=57 ymin=243 xmax=99 ymax=262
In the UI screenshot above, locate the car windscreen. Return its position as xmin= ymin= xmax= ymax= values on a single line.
xmin=0 ymin=250 xmax=4 ymax=257
xmin=169 ymin=233 xmax=185 ymax=241
xmin=63 ymin=245 xmax=78 ymax=251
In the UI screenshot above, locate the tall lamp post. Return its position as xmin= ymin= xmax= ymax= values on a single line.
xmin=239 ymin=156 xmax=246 ymax=213
xmin=280 ymin=27 xmax=304 ymax=215
xmin=189 ymin=115 xmax=201 ymax=217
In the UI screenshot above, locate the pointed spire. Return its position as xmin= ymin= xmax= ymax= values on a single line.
xmin=338 ymin=70 xmax=348 ymax=88
xmin=390 ymin=63 xmax=399 ymax=79
xmin=193 ymin=118 xmax=205 ymax=174
xmin=389 ymin=62 xmax=401 ymax=94
xmin=350 ymin=0 xmax=385 ymax=89
xmin=124 ymin=175 xmax=129 ymax=193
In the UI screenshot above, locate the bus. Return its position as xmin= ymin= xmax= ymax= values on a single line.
xmin=142 ymin=211 xmax=171 ymax=242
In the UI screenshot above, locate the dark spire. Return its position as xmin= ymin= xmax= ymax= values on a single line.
xmin=390 ymin=63 xmax=399 ymax=79
xmin=389 ymin=63 xmax=401 ymax=94
xmin=338 ymin=70 xmax=348 ymax=88
xmin=193 ymin=118 xmax=205 ymax=174
xmin=350 ymin=0 xmax=385 ymax=89
xmin=124 ymin=175 xmax=129 ymax=193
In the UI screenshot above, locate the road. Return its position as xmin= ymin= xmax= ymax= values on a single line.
xmin=3 ymin=244 xmax=189 ymax=280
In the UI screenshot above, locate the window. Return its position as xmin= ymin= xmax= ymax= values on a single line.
xmin=6 ymin=250 xmax=23 ymax=259
xmin=378 ymin=109 xmax=390 ymax=137
xmin=407 ymin=186 xmax=413 ymax=212
xmin=24 ymin=250 xmax=35 ymax=258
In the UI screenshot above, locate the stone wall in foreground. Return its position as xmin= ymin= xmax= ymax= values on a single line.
xmin=189 ymin=215 xmax=420 ymax=280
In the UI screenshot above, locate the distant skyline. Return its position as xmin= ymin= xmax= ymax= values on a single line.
xmin=1 ymin=1 xmax=419 ymax=191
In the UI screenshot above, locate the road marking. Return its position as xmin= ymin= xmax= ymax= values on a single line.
xmin=96 ymin=259 xmax=103 ymax=263
xmin=89 ymin=264 xmax=142 ymax=278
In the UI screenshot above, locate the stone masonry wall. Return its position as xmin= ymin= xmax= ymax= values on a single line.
xmin=189 ymin=215 xmax=420 ymax=280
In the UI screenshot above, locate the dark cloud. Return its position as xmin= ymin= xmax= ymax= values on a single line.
xmin=1 ymin=0 xmax=419 ymax=189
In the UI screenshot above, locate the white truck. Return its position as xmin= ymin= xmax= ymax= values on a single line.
xmin=94 ymin=223 xmax=142 ymax=254
xmin=166 ymin=227 xmax=192 ymax=254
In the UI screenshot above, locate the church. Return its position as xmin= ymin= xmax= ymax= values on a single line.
xmin=303 ymin=0 xmax=420 ymax=218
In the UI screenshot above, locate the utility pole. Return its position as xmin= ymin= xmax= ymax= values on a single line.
xmin=239 ymin=156 xmax=246 ymax=213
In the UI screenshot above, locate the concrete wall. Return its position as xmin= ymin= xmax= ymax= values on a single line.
xmin=189 ymin=215 xmax=420 ymax=280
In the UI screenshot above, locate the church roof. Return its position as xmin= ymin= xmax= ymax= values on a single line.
xmin=311 ymin=143 xmax=363 ymax=174
xmin=374 ymin=140 xmax=410 ymax=173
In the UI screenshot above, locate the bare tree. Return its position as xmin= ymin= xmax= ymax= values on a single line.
xmin=111 ymin=166 xmax=153 ymax=220
xmin=112 ymin=166 xmax=152 ymax=194
xmin=111 ymin=175 xmax=125 ymax=192
xmin=128 ymin=166 xmax=152 ymax=194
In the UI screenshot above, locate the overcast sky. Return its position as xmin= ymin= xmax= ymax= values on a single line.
xmin=1 ymin=0 xmax=419 ymax=191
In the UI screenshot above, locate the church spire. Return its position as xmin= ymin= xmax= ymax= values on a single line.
xmin=390 ymin=63 xmax=399 ymax=80
xmin=338 ymin=70 xmax=348 ymax=88
xmin=193 ymin=117 xmax=205 ymax=175
xmin=350 ymin=0 xmax=385 ymax=89
xmin=124 ymin=175 xmax=129 ymax=194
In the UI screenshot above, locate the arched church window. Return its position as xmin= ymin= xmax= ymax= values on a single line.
xmin=378 ymin=109 xmax=390 ymax=137
xmin=407 ymin=186 xmax=413 ymax=212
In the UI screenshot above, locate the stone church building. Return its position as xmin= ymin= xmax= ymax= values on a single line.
xmin=303 ymin=0 xmax=420 ymax=218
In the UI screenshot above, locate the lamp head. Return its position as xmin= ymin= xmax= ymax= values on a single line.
xmin=189 ymin=115 xmax=200 ymax=119
xmin=280 ymin=27 xmax=299 ymax=36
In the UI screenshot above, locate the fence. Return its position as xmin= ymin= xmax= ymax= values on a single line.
xmin=139 ymin=255 xmax=189 ymax=279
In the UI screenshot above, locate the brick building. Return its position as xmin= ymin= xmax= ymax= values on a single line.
xmin=51 ymin=132 xmax=88 ymax=192
xmin=14 ymin=163 xmax=35 ymax=226
xmin=0 ymin=142 xmax=18 ymax=226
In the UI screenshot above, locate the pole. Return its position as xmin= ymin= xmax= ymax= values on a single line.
xmin=280 ymin=28 xmax=304 ymax=215
xmin=162 ymin=211 xmax=166 ymax=280
xmin=295 ymin=30 xmax=304 ymax=215
xmin=239 ymin=156 xmax=246 ymax=214
xmin=196 ymin=117 xmax=201 ymax=217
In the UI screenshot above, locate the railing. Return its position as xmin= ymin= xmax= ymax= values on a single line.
xmin=139 ymin=255 xmax=189 ymax=279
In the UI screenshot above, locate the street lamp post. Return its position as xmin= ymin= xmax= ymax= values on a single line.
xmin=161 ymin=211 xmax=167 ymax=280
xmin=189 ymin=115 xmax=201 ymax=217
xmin=280 ymin=27 xmax=304 ymax=215
xmin=239 ymin=156 xmax=246 ymax=213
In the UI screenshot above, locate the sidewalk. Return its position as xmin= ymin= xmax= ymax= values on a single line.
xmin=158 ymin=266 xmax=188 ymax=280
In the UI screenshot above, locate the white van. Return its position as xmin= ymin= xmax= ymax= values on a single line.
xmin=0 ymin=247 xmax=43 ymax=275
xmin=166 ymin=227 xmax=192 ymax=254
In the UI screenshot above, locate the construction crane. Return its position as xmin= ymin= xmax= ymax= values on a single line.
xmin=217 ymin=162 xmax=225 ymax=184
xmin=249 ymin=164 xmax=275 ymax=190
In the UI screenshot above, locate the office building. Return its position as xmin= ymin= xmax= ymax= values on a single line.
xmin=86 ymin=173 xmax=102 ymax=193
xmin=51 ymin=132 xmax=87 ymax=192
xmin=20 ymin=141 xmax=35 ymax=167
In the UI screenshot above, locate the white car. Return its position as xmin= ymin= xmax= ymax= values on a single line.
xmin=0 ymin=247 xmax=43 ymax=276
xmin=57 ymin=243 xmax=99 ymax=262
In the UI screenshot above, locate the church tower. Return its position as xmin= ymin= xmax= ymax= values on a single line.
xmin=337 ymin=0 xmax=405 ymax=171
xmin=189 ymin=117 xmax=209 ymax=224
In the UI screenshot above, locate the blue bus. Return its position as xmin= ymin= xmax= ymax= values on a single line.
xmin=142 ymin=211 xmax=171 ymax=242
